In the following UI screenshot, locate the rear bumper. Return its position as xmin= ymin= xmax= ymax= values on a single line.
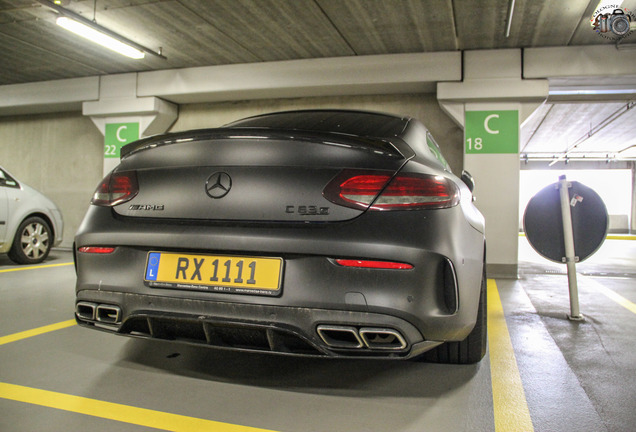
xmin=75 ymin=290 xmax=443 ymax=359
xmin=75 ymin=205 xmax=485 ymax=359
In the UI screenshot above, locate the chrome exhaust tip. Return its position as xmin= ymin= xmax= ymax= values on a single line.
xmin=96 ymin=305 xmax=122 ymax=324
xmin=359 ymin=328 xmax=407 ymax=350
xmin=76 ymin=302 xmax=97 ymax=321
xmin=316 ymin=325 xmax=364 ymax=349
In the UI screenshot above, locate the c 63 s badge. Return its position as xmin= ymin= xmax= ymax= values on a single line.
xmin=285 ymin=205 xmax=330 ymax=216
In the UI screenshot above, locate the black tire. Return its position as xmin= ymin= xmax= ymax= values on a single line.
xmin=418 ymin=268 xmax=488 ymax=364
xmin=8 ymin=216 xmax=53 ymax=265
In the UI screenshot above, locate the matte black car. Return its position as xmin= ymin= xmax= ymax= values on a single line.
xmin=74 ymin=110 xmax=486 ymax=364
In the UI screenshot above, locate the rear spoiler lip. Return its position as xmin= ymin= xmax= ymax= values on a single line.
xmin=120 ymin=128 xmax=410 ymax=160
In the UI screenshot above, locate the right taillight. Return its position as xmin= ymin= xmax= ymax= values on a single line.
xmin=323 ymin=170 xmax=459 ymax=211
xmin=91 ymin=171 xmax=139 ymax=207
xmin=334 ymin=259 xmax=414 ymax=270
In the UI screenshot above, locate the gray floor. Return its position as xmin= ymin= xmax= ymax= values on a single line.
xmin=0 ymin=238 xmax=634 ymax=431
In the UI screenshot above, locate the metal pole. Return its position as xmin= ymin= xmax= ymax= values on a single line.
xmin=558 ymin=175 xmax=584 ymax=321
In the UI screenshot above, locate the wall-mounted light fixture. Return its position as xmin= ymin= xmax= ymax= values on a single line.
xmin=38 ymin=0 xmax=166 ymax=60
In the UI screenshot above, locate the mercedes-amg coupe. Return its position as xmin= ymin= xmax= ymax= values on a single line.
xmin=74 ymin=110 xmax=486 ymax=364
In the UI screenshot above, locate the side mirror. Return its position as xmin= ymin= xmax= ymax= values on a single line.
xmin=461 ymin=170 xmax=475 ymax=193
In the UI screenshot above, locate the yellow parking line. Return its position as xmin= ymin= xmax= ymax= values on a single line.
xmin=0 ymin=382 xmax=276 ymax=432
xmin=606 ymin=235 xmax=635 ymax=240
xmin=0 ymin=320 xmax=276 ymax=431
xmin=0 ymin=320 xmax=76 ymax=346
xmin=488 ymin=279 xmax=534 ymax=432
xmin=519 ymin=233 xmax=636 ymax=241
xmin=0 ymin=262 xmax=73 ymax=273
xmin=588 ymin=279 xmax=636 ymax=315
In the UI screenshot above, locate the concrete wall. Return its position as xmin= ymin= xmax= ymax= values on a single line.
xmin=0 ymin=112 xmax=103 ymax=248
xmin=1 ymin=93 xmax=462 ymax=249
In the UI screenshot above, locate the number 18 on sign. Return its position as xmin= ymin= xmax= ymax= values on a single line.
xmin=465 ymin=110 xmax=519 ymax=154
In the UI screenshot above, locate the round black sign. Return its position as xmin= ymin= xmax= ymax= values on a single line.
xmin=523 ymin=180 xmax=608 ymax=263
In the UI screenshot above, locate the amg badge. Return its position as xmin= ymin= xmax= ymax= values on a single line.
xmin=129 ymin=204 xmax=165 ymax=211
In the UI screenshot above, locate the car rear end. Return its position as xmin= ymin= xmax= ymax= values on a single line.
xmin=75 ymin=114 xmax=484 ymax=360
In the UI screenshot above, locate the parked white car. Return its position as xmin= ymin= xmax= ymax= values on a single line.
xmin=0 ymin=166 xmax=63 ymax=264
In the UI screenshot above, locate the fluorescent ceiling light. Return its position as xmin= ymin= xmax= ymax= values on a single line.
xmin=549 ymin=87 xmax=636 ymax=96
xmin=505 ymin=0 xmax=516 ymax=38
xmin=56 ymin=16 xmax=144 ymax=59
xmin=38 ymin=0 xmax=164 ymax=59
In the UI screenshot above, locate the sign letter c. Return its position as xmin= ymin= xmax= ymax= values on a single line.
xmin=116 ymin=125 xmax=128 ymax=142
xmin=484 ymin=114 xmax=500 ymax=134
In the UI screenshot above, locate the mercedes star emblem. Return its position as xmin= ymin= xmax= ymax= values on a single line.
xmin=205 ymin=172 xmax=232 ymax=199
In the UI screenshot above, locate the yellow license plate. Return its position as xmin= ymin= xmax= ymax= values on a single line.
xmin=145 ymin=252 xmax=283 ymax=296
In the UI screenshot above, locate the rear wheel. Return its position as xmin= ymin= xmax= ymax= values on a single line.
xmin=8 ymin=216 xmax=53 ymax=265
xmin=418 ymin=268 xmax=487 ymax=364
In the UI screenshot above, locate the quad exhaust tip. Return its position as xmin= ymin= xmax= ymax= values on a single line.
xmin=76 ymin=302 xmax=122 ymax=324
xmin=96 ymin=305 xmax=121 ymax=324
xmin=317 ymin=325 xmax=407 ymax=350
xmin=76 ymin=302 xmax=97 ymax=321
xmin=359 ymin=327 xmax=407 ymax=350
xmin=317 ymin=325 xmax=363 ymax=349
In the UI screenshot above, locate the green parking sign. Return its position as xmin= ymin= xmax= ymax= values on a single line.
xmin=104 ymin=123 xmax=139 ymax=159
xmin=465 ymin=110 xmax=518 ymax=154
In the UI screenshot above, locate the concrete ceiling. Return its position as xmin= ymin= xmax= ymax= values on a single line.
xmin=1 ymin=0 xmax=632 ymax=85
xmin=1 ymin=0 xmax=636 ymax=160
xmin=521 ymin=99 xmax=636 ymax=161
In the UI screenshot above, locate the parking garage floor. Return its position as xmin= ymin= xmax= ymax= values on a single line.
xmin=1 ymin=237 xmax=635 ymax=432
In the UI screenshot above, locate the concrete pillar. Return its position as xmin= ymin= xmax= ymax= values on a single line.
xmin=629 ymin=162 xmax=636 ymax=234
xmin=83 ymin=74 xmax=178 ymax=176
xmin=438 ymin=49 xmax=549 ymax=278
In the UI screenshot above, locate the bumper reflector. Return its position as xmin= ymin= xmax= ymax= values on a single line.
xmin=78 ymin=246 xmax=116 ymax=254
xmin=335 ymin=259 xmax=413 ymax=270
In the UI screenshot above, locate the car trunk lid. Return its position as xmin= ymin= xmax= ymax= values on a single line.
xmin=112 ymin=130 xmax=409 ymax=223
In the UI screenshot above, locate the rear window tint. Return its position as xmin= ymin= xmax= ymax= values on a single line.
xmin=426 ymin=133 xmax=451 ymax=172
xmin=227 ymin=111 xmax=408 ymax=139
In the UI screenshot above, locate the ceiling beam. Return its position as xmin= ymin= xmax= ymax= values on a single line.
xmin=524 ymin=45 xmax=636 ymax=79
xmin=136 ymin=52 xmax=462 ymax=104
xmin=0 ymin=77 xmax=98 ymax=115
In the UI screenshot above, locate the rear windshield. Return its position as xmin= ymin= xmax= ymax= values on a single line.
xmin=226 ymin=111 xmax=409 ymax=139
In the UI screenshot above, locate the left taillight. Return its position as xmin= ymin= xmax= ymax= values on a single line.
xmin=323 ymin=170 xmax=459 ymax=211
xmin=91 ymin=171 xmax=139 ymax=207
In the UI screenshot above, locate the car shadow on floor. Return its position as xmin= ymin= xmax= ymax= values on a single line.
xmin=117 ymin=337 xmax=483 ymax=398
